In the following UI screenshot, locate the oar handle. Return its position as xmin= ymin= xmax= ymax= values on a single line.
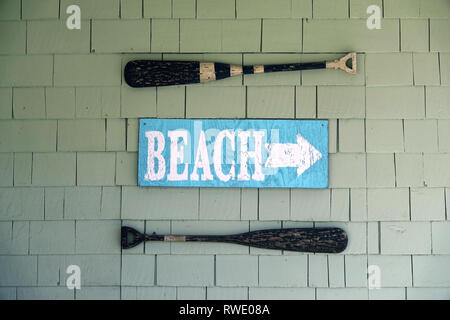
xmin=237 ymin=52 xmax=356 ymax=75
xmin=121 ymin=226 xmax=165 ymax=249
xmin=121 ymin=226 xmax=217 ymax=249
xmin=242 ymin=62 xmax=326 ymax=74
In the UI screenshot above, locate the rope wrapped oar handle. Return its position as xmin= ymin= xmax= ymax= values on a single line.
xmin=124 ymin=52 xmax=357 ymax=87
xmin=121 ymin=226 xmax=348 ymax=254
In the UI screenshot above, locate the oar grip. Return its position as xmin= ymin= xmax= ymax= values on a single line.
xmin=164 ymin=235 xmax=186 ymax=242
xmin=326 ymin=52 xmax=357 ymax=74
xmin=121 ymin=226 xmax=145 ymax=249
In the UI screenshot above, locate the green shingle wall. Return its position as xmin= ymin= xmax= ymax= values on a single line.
xmin=0 ymin=0 xmax=449 ymax=301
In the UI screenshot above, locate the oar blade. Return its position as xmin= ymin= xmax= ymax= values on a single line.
xmin=124 ymin=60 xmax=201 ymax=87
xmin=227 ymin=228 xmax=348 ymax=253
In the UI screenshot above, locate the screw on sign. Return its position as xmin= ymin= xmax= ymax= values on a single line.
xmin=137 ymin=119 xmax=329 ymax=188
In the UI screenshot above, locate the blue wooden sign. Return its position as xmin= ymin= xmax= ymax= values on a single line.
xmin=138 ymin=119 xmax=328 ymax=188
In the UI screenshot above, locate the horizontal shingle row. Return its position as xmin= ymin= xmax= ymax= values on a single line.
xmin=2 ymin=286 xmax=450 ymax=300
xmin=2 ymin=0 xmax=449 ymax=21
xmin=2 ymin=253 xmax=450 ymax=290
xmin=0 ymin=184 xmax=448 ymax=220
xmin=2 ymin=85 xmax=450 ymax=121
xmin=1 ymin=18 xmax=449 ymax=54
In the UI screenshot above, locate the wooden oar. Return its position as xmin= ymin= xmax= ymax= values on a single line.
xmin=121 ymin=226 xmax=348 ymax=253
xmin=124 ymin=52 xmax=357 ymax=88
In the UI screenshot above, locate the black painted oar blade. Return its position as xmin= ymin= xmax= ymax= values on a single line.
xmin=221 ymin=228 xmax=348 ymax=253
xmin=124 ymin=60 xmax=201 ymax=87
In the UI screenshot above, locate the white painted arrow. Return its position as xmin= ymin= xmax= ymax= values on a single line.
xmin=264 ymin=134 xmax=322 ymax=176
